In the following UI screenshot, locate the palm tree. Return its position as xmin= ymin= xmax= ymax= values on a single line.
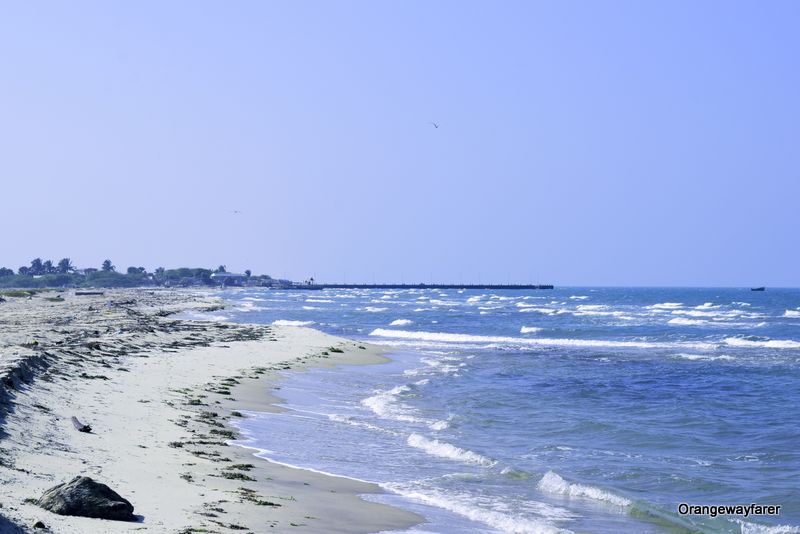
xmin=57 ymin=258 xmax=74 ymax=274
xmin=101 ymin=259 xmax=115 ymax=272
xmin=30 ymin=258 xmax=44 ymax=276
xmin=42 ymin=260 xmax=54 ymax=274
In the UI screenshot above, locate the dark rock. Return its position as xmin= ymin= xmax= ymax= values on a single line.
xmin=37 ymin=476 xmax=135 ymax=521
xmin=70 ymin=416 xmax=92 ymax=433
xmin=32 ymin=520 xmax=46 ymax=529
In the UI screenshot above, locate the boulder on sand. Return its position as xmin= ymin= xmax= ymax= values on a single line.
xmin=37 ymin=476 xmax=135 ymax=521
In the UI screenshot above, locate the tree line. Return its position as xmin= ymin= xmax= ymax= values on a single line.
xmin=0 ymin=259 xmax=271 ymax=288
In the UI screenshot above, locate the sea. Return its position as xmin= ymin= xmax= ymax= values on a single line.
xmin=189 ymin=287 xmax=800 ymax=534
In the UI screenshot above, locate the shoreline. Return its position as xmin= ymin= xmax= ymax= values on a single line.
xmin=0 ymin=289 xmax=422 ymax=533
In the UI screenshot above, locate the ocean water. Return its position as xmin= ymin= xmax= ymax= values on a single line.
xmin=200 ymin=287 xmax=800 ymax=534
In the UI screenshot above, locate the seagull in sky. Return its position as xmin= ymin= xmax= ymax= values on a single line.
xmin=428 ymin=122 xmax=440 ymax=129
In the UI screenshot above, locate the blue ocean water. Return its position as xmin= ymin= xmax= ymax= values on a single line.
xmin=200 ymin=288 xmax=800 ymax=534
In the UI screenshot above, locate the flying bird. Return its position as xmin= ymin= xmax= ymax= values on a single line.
xmin=428 ymin=122 xmax=440 ymax=129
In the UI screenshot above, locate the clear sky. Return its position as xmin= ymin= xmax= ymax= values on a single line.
xmin=1 ymin=1 xmax=798 ymax=286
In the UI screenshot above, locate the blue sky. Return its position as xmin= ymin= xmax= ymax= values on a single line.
xmin=1 ymin=1 xmax=798 ymax=286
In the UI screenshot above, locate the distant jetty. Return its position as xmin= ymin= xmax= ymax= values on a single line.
xmin=274 ymin=284 xmax=555 ymax=291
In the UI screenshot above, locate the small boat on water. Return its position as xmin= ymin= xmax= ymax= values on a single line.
xmin=751 ymin=287 xmax=766 ymax=291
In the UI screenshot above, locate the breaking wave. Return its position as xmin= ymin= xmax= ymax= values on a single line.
xmin=407 ymin=433 xmax=496 ymax=467
xmin=369 ymin=328 xmax=715 ymax=350
xmin=520 ymin=326 xmax=543 ymax=334
xmin=536 ymin=471 xmax=631 ymax=508
xmin=723 ymin=337 xmax=800 ymax=349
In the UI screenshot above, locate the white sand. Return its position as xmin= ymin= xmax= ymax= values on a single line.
xmin=0 ymin=290 xmax=422 ymax=533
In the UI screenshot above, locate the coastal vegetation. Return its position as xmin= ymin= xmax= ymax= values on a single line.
xmin=0 ymin=258 xmax=275 ymax=289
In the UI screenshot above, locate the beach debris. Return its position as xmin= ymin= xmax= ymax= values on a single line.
xmin=37 ymin=476 xmax=135 ymax=521
xmin=70 ymin=416 xmax=92 ymax=433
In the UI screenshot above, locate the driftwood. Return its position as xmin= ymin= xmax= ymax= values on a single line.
xmin=75 ymin=291 xmax=104 ymax=296
xmin=71 ymin=416 xmax=92 ymax=433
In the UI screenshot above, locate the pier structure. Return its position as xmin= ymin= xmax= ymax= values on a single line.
xmin=273 ymin=284 xmax=554 ymax=290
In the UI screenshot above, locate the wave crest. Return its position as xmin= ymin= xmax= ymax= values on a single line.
xmin=536 ymin=471 xmax=631 ymax=507
xmin=407 ymin=433 xmax=496 ymax=466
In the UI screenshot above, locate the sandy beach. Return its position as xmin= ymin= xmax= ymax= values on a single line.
xmin=0 ymin=289 xmax=422 ymax=533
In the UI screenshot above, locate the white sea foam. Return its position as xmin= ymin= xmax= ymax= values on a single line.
xmin=184 ymin=311 xmax=229 ymax=322
xmin=271 ymin=319 xmax=315 ymax=327
xmin=537 ymin=471 xmax=631 ymax=508
xmin=675 ymin=353 xmax=734 ymax=361
xmin=390 ymin=319 xmax=414 ymax=326
xmin=668 ymin=317 xmax=708 ymax=326
xmin=361 ymin=385 xmax=428 ymax=424
xmin=302 ymin=306 xmax=320 ymax=311
xmin=369 ymin=328 xmax=715 ymax=350
xmin=647 ymin=302 xmax=684 ymax=310
xmin=364 ymin=307 xmax=388 ymax=312
xmin=737 ymin=520 xmax=800 ymax=534
xmin=520 ymin=326 xmax=542 ymax=334
xmin=518 ymin=307 xmax=558 ymax=315
xmin=429 ymin=420 xmax=450 ymax=431
xmin=326 ymin=413 xmax=398 ymax=435
xmin=784 ymin=310 xmax=800 ymax=318
xmin=305 ymin=298 xmax=333 ymax=303
xmin=572 ymin=308 xmax=632 ymax=318
xmin=569 ymin=295 xmax=589 ymax=300
xmin=723 ymin=337 xmax=800 ymax=349
xmin=407 ymin=433 xmax=495 ymax=466
xmin=385 ymin=484 xmax=573 ymax=534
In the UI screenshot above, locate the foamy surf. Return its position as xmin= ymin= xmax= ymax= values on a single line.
xmin=536 ymin=471 xmax=631 ymax=508
xmin=369 ymin=328 xmax=716 ymax=350
xmin=271 ymin=319 xmax=315 ymax=326
xmin=737 ymin=520 xmax=800 ymax=534
xmin=675 ymin=353 xmax=734 ymax=361
xmin=385 ymin=484 xmax=574 ymax=534
xmin=723 ymin=337 xmax=800 ymax=349
xmin=407 ymin=433 xmax=496 ymax=467
xmin=217 ymin=287 xmax=800 ymax=534
xmin=648 ymin=302 xmax=684 ymax=310
xmin=521 ymin=326 xmax=543 ymax=334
